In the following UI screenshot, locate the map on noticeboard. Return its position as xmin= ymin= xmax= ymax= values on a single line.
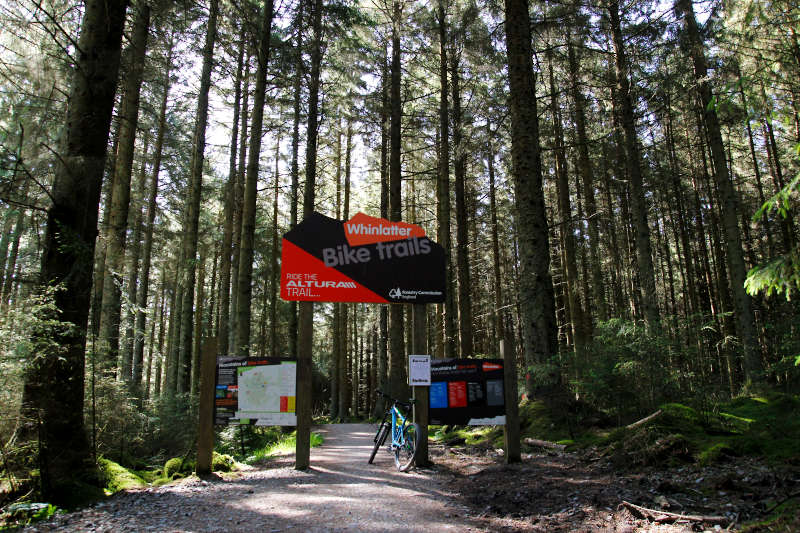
xmin=214 ymin=357 xmax=297 ymax=426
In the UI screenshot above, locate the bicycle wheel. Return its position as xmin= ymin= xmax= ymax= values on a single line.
xmin=394 ymin=422 xmax=420 ymax=471
xmin=368 ymin=422 xmax=389 ymax=464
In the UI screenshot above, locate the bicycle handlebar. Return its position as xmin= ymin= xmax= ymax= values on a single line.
xmin=375 ymin=389 xmax=415 ymax=406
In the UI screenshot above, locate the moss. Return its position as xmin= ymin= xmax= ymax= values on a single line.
xmin=698 ymin=443 xmax=735 ymax=465
xmin=596 ymin=394 xmax=800 ymax=467
xmin=163 ymin=457 xmax=183 ymax=478
xmin=98 ymin=458 xmax=146 ymax=493
xmin=211 ymin=452 xmax=235 ymax=472
xmin=740 ymin=499 xmax=800 ymax=532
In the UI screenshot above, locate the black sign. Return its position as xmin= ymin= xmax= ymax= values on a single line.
xmin=280 ymin=211 xmax=446 ymax=304
xmin=429 ymin=358 xmax=506 ymax=425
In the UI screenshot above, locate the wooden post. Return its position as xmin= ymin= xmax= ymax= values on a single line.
xmin=295 ymin=301 xmax=313 ymax=470
xmin=411 ymin=303 xmax=429 ymax=467
xmin=196 ymin=337 xmax=219 ymax=475
xmin=501 ymin=331 xmax=521 ymax=463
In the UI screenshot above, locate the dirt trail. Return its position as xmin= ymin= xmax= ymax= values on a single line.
xmin=26 ymin=424 xmax=487 ymax=532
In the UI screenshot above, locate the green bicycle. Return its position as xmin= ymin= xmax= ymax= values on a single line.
xmin=368 ymin=390 xmax=420 ymax=471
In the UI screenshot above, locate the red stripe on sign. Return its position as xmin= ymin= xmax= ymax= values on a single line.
xmin=280 ymin=239 xmax=388 ymax=303
xmin=280 ymin=396 xmax=287 ymax=412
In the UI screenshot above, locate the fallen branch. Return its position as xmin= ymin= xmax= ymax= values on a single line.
xmin=626 ymin=410 xmax=662 ymax=429
xmin=619 ymin=500 xmax=727 ymax=525
xmin=523 ymin=438 xmax=566 ymax=451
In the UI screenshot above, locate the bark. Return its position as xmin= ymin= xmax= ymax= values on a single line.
xmin=373 ymin=44 xmax=390 ymax=418
xmin=297 ymin=0 xmax=323 ymax=471
xmin=133 ymin=33 xmax=172 ymax=394
xmin=190 ymin=249 xmax=206 ymax=395
xmin=487 ymin=129 xmax=505 ymax=351
xmin=339 ymin=124 xmax=353 ymax=419
xmin=451 ymin=42 xmax=473 ymax=357
xmin=235 ymin=0 xmax=275 ymax=356
xmin=1 ymin=176 xmax=31 ymax=307
xmin=503 ymin=0 xmax=558 ymax=396
xmin=20 ymin=0 xmax=129 ymax=503
xmin=269 ymin=139 xmax=280 ymax=356
xmin=230 ymin=62 xmax=250 ymax=354
xmin=219 ymin=28 xmax=245 ymax=357
xmin=98 ymin=2 xmax=150 ymax=370
xmin=177 ymin=0 xmax=218 ymax=393
xmin=547 ymin=47 xmax=585 ymax=350
xmin=676 ymin=0 xmax=762 ymax=382
xmin=607 ymin=0 xmax=659 ymax=328
xmin=120 ymin=135 xmax=149 ymax=386
xmin=437 ymin=1 xmax=456 ymax=358
xmin=389 ymin=0 xmax=408 ymax=400
xmin=567 ymin=34 xmax=606 ymax=322
xmin=288 ymin=0 xmax=304 ymax=360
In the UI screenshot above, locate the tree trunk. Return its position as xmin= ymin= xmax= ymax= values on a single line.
xmin=98 ymin=2 xmax=150 ymax=371
xmin=177 ymin=0 xmax=218 ymax=394
xmin=503 ymin=0 xmax=558 ymax=397
xmin=288 ymin=0 xmax=304 ymax=360
xmin=120 ymin=135 xmax=149 ymax=386
xmin=133 ymin=31 xmax=173 ymax=398
xmin=451 ymin=42 xmax=473 ymax=357
xmin=269 ymin=138 xmax=280 ymax=356
xmin=547 ymin=46 xmax=585 ymax=350
xmin=219 ymin=28 xmax=245 ymax=357
xmin=676 ymin=0 xmax=762 ymax=383
xmin=231 ymin=62 xmax=250 ymax=355
xmin=297 ymin=0 xmax=323 ymax=471
xmin=235 ymin=0 xmax=275 ymax=356
xmin=487 ymin=129 xmax=505 ymax=354
xmin=606 ymin=0 xmax=659 ymax=330
xmin=567 ymin=34 xmax=606 ymax=322
xmin=437 ymin=1 xmax=457 ymax=359
xmin=20 ymin=0 xmax=129 ymax=504
xmin=389 ymin=0 xmax=408 ymax=400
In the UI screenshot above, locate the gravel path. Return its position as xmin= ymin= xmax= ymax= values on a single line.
xmin=26 ymin=424 xmax=488 ymax=532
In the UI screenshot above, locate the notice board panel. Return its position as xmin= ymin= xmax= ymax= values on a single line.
xmin=214 ymin=357 xmax=297 ymax=426
xmin=429 ymin=358 xmax=506 ymax=425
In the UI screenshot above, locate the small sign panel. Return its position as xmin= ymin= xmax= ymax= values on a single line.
xmin=429 ymin=358 xmax=506 ymax=425
xmin=408 ymin=354 xmax=431 ymax=386
xmin=214 ymin=357 xmax=297 ymax=426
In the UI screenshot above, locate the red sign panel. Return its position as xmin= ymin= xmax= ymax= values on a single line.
xmin=280 ymin=212 xmax=446 ymax=304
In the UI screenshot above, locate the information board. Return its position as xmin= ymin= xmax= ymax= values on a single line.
xmin=214 ymin=357 xmax=297 ymax=426
xmin=429 ymin=358 xmax=506 ymax=425
xmin=280 ymin=211 xmax=446 ymax=304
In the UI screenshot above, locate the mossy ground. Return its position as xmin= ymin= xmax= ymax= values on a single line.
xmin=431 ymin=393 xmax=800 ymax=466
xmin=600 ymin=394 xmax=800 ymax=466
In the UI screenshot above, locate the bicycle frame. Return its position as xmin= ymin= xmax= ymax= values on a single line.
xmin=390 ymin=403 xmax=408 ymax=450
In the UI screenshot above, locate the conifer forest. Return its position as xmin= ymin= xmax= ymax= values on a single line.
xmin=0 ymin=0 xmax=798 ymax=525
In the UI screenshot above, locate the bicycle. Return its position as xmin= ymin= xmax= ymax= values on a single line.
xmin=368 ymin=390 xmax=420 ymax=471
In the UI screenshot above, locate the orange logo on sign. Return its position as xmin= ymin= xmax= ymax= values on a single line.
xmin=344 ymin=212 xmax=426 ymax=247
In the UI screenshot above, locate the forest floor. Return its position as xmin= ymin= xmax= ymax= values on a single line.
xmin=19 ymin=423 xmax=800 ymax=532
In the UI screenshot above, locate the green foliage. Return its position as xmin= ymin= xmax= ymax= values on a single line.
xmin=213 ymin=425 xmax=323 ymax=465
xmin=0 ymin=502 xmax=60 ymax=529
xmin=746 ymin=174 xmax=800 ymax=300
xmin=567 ymin=319 xmax=683 ymax=422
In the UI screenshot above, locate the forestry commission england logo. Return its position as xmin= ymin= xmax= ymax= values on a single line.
xmin=389 ymin=287 xmax=403 ymax=299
